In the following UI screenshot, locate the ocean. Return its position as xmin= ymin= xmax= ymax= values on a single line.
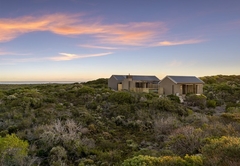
xmin=0 ymin=81 xmax=79 ymax=84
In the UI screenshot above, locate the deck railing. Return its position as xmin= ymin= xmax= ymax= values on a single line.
xmin=130 ymin=87 xmax=158 ymax=93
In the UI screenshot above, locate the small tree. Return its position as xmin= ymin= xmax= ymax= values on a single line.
xmin=0 ymin=134 xmax=29 ymax=166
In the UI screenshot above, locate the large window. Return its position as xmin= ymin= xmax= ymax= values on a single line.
xmin=182 ymin=84 xmax=198 ymax=94
xmin=136 ymin=82 xmax=143 ymax=88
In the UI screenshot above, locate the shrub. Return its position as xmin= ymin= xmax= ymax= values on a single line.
xmin=226 ymin=107 xmax=240 ymax=113
xmin=203 ymin=121 xmax=238 ymax=138
xmin=143 ymin=92 xmax=158 ymax=100
xmin=167 ymin=95 xmax=180 ymax=103
xmin=0 ymin=91 xmax=5 ymax=99
xmin=77 ymin=86 xmax=95 ymax=95
xmin=186 ymin=94 xmax=207 ymax=109
xmin=206 ymin=100 xmax=216 ymax=108
xmin=122 ymin=155 xmax=203 ymax=166
xmin=183 ymin=112 xmax=209 ymax=127
xmin=151 ymin=98 xmax=188 ymax=116
xmin=201 ymin=136 xmax=240 ymax=166
xmin=48 ymin=146 xmax=67 ymax=166
xmin=40 ymin=119 xmax=95 ymax=150
xmin=221 ymin=113 xmax=240 ymax=123
xmin=153 ymin=115 xmax=180 ymax=135
xmin=0 ymin=134 xmax=29 ymax=165
xmin=109 ymin=91 xmax=135 ymax=104
xmin=166 ymin=126 xmax=205 ymax=156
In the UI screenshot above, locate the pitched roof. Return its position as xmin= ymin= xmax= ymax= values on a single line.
xmin=112 ymin=75 xmax=160 ymax=82
xmin=166 ymin=76 xmax=204 ymax=84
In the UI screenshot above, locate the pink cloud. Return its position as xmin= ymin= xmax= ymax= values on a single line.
xmin=0 ymin=14 xmax=80 ymax=42
xmin=0 ymin=13 xmax=207 ymax=47
xmin=156 ymin=39 xmax=204 ymax=46
xmin=0 ymin=14 xmax=167 ymax=46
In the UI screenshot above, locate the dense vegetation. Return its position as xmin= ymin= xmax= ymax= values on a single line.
xmin=0 ymin=75 xmax=240 ymax=165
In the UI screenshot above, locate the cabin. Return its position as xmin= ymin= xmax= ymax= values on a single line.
xmin=158 ymin=75 xmax=204 ymax=96
xmin=108 ymin=74 xmax=160 ymax=93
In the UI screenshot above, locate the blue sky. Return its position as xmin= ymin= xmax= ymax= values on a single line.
xmin=0 ymin=0 xmax=240 ymax=81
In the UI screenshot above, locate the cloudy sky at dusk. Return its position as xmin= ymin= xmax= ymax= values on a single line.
xmin=0 ymin=0 xmax=240 ymax=82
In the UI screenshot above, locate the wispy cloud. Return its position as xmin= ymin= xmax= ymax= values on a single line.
xmin=96 ymin=22 xmax=167 ymax=46
xmin=49 ymin=52 xmax=113 ymax=61
xmin=168 ymin=60 xmax=182 ymax=67
xmin=0 ymin=50 xmax=31 ymax=56
xmin=0 ymin=51 xmax=112 ymax=64
xmin=156 ymin=39 xmax=204 ymax=46
xmin=0 ymin=13 xmax=207 ymax=47
xmin=0 ymin=14 xmax=80 ymax=42
xmin=79 ymin=44 xmax=121 ymax=50
xmin=0 ymin=14 xmax=167 ymax=46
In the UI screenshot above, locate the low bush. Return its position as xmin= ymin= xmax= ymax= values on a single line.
xmin=166 ymin=126 xmax=205 ymax=156
xmin=122 ymin=155 xmax=203 ymax=166
xmin=109 ymin=91 xmax=135 ymax=104
xmin=186 ymin=94 xmax=207 ymax=109
xmin=0 ymin=134 xmax=29 ymax=165
xmin=201 ymin=136 xmax=240 ymax=166
xmin=206 ymin=100 xmax=216 ymax=108
xmin=167 ymin=94 xmax=180 ymax=103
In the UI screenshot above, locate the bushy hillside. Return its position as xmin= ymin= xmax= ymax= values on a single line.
xmin=201 ymin=75 xmax=240 ymax=108
xmin=0 ymin=76 xmax=240 ymax=166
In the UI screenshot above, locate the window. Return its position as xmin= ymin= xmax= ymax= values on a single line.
xmin=136 ymin=82 xmax=143 ymax=88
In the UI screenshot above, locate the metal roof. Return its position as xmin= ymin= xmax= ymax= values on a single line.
xmin=113 ymin=75 xmax=126 ymax=81
xmin=112 ymin=75 xmax=160 ymax=82
xmin=167 ymin=76 xmax=204 ymax=84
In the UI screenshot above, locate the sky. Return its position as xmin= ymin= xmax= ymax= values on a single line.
xmin=0 ymin=0 xmax=240 ymax=82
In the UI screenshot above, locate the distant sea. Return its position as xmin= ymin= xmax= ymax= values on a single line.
xmin=0 ymin=81 xmax=79 ymax=84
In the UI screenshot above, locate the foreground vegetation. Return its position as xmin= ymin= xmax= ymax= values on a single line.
xmin=0 ymin=75 xmax=240 ymax=165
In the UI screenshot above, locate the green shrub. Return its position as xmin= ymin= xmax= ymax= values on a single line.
xmin=186 ymin=94 xmax=207 ymax=109
xmin=203 ymin=121 xmax=237 ymax=138
xmin=48 ymin=146 xmax=67 ymax=166
xmin=0 ymin=134 xmax=29 ymax=165
xmin=167 ymin=95 xmax=180 ymax=103
xmin=226 ymin=107 xmax=240 ymax=113
xmin=201 ymin=136 xmax=240 ymax=166
xmin=77 ymin=86 xmax=95 ymax=95
xmin=109 ymin=91 xmax=135 ymax=104
xmin=83 ymin=78 xmax=108 ymax=88
xmin=151 ymin=98 xmax=188 ymax=116
xmin=122 ymin=155 xmax=203 ymax=166
xmin=0 ymin=91 xmax=5 ymax=99
xmin=143 ymin=92 xmax=158 ymax=100
xmin=226 ymin=102 xmax=240 ymax=110
xmin=221 ymin=113 xmax=240 ymax=122
xmin=206 ymin=100 xmax=216 ymax=108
